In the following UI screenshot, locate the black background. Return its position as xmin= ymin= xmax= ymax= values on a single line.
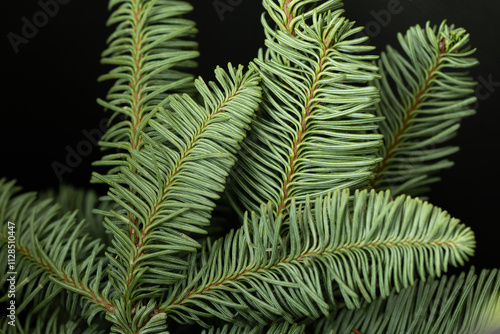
xmin=1 ymin=0 xmax=499 ymax=272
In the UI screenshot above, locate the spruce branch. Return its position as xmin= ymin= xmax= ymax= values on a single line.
xmin=370 ymin=21 xmax=479 ymax=196
xmin=159 ymin=188 xmax=474 ymax=327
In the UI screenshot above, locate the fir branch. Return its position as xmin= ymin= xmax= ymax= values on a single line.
xmin=1 ymin=307 xmax=108 ymax=334
xmin=1 ymin=1 xmax=492 ymax=332
xmin=370 ymin=21 xmax=479 ymax=196
xmin=0 ymin=179 xmax=116 ymax=328
xmin=313 ymin=267 xmax=500 ymax=334
xmin=91 ymin=64 xmax=261 ymax=328
xmin=159 ymin=188 xmax=474 ymax=327
xmin=202 ymin=321 xmax=306 ymax=334
xmin=264 ymin=0 xmax=343 ymax=35
xmin=91 ymin=1 xmax=261 ymax=330
xmin=229 ymin=3 xmax=382 ymax=219
xmin=105 ymin=298 xmax=168 ymax=334
xmin=41 ymin=184 xmax=113 ymax=245
xmin=92 ymin=0 xmax=199 ymax=178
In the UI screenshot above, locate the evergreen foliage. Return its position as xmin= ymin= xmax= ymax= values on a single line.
xmin=228 ymin=6 xmax=383 ymax=218
xmin=370 ymin=21 xmax=479 ymax=196
xmin=1 ymin=0 xmax=498 ymax=333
